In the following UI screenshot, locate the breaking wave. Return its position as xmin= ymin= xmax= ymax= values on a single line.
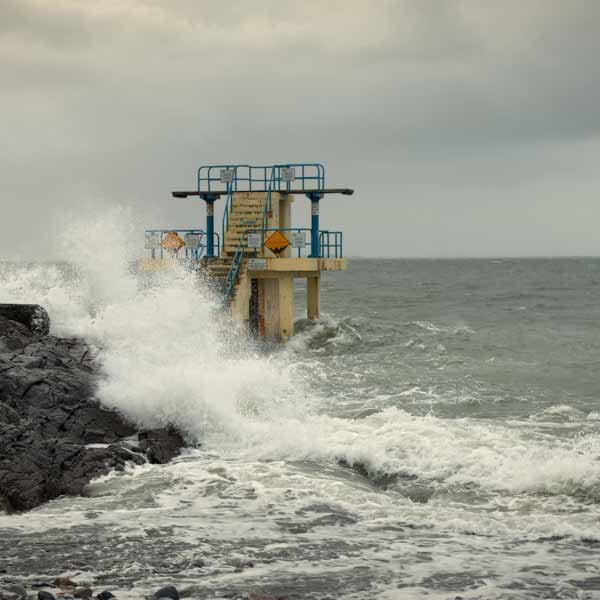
xmin=2 ymin=213 xmax=600 ymax=516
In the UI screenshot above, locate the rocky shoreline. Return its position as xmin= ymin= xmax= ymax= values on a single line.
xmin=0 ymin=305 xmax=186 ymax=513
xmin=0 ymin=581 xmax=288 ymax=600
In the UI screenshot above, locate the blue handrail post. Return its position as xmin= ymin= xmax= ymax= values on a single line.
xmin=203 ymin=193 xmax=219 ymax=259
xmin=306 ymin=191 xmax=323 ymax=258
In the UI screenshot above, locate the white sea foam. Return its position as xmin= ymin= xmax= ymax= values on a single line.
xmin=2 ymin=214 xmax=600 ymax=515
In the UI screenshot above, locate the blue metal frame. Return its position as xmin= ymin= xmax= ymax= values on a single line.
xmin=198 ymin=163 xmax=325 ymax=194
xmin=245 ymin=227 xmax=343 ymax=259
xmin=221 ymin=226 xmax=343 ymax=303
xmin=145 ymin=229 xmax=220 ymax=260
xmin=197 ymin=163 xmax=326 ymax=255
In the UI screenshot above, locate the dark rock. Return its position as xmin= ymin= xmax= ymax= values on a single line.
xmin=0 ymin=304 xmax=50 ymax=336
xmin=3 ymin=585 xmax=26 ymax=599
xmin=152 ymin=586 xmax=179 ymax=600
xmin=0 ymin=311 xmax=189 ymax=512
xmin=0 ymin=402 xmax=20 ymax=425
xmin=53 ymin=577 xmax=76 ymax=590
xmin=234 ymin=559 xmax=255 ymax=572
xmin=73 ymin=588 xmax=93 ymax=599
xmin=96 ymin=592 xmax=114 ymax=600
xmin=38 ymin=592 xmax=56 ymax=600
xmin=0 ymin=317 xmax=32 ymax=339
xmin=138 ymin=428 xmax=185 ymax=464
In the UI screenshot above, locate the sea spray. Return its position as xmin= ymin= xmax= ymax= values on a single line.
xmin=3 ymin=254 xmax=600 ymax=597
xmin=1 ymin=221 xmax=600 ymax=505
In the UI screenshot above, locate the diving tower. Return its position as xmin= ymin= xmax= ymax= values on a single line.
xmin=143 ymin=163 xmax=352 ymax=341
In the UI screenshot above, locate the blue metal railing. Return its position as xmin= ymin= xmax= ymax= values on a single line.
xmin=222 ymin=236 xmax=246 ymax=303
xmin=198 ymin=163 xmax=325 ymax=194
xmin=221 ymin=226 xmax=342 ymax=303
xmin=246 ymin=228 xmax=343 ymax=259
xmin=145 ymin=229 xmax=220 ymax=260
xmin=198 ymin=163 xmax=325 ymax=254
xmin=319 ymin=230 xmax=343 ymax=259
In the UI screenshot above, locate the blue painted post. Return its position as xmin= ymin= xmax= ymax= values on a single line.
xmin=307 ymin=192 xmax=322 ymax=258
xmin=204 ymin=195 xmax=217 ymax=258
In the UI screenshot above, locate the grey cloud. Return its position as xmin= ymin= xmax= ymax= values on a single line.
xmin=1 ymin=0 xmax=600 ymax=258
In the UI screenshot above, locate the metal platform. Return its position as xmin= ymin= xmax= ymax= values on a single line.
xmin=172 ymin=188 xmax=354 ymax=198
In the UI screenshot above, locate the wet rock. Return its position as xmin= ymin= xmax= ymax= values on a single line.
xmin=38 ymin=592 xmax=56 ymax=600
xmin=190 ymin=558 xmax=206 ymax=568
xmin=95 ymin=592 xmax=114 ymax=600
xmin=53 ymin=577 xmax=76 ymax=590
xmin=0 ymin=402 xmax=20 ymax=425
xmin=73 ymin=588 xmax=93 ymax=599
xmin=233 ymin=559 xmax=255 ymax=572
xmin=4 ymin=585 xmax=27 ymax=599
xmin=0 ymin=313 xmax=180 ymax=512
xmin=149 ymin=585 xmax=179 ymax=600
xmin=0 ymin=315 xmax=32 ymax=347
xmin=0 ymin=304 xmax=50 ymax=336
xmin=338 ymin=458 xmax=402 ymax=490
xmin=138 ymin=428 xmax=185 ymax=464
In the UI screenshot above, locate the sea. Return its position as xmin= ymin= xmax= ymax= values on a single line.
xmin=1 ymin=228 xmax=600 ymax=599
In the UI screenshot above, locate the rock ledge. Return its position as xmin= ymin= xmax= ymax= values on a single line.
xmin=0 ymin=307 xmax=186 ymax=512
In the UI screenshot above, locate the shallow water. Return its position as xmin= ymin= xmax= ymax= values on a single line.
xmin=1 ymin=251 xmax=600 ymax=599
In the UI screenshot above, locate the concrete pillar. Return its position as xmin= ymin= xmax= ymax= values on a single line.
xmin=278 ymin=276 xmax=294 ymax=341
xmin=231 ymin=269 xmax=251 ymax=323
xmin=307 ymin=276 xmax=320 ymax=320
xmin=260 ymin=276 xmax=295 ymax=342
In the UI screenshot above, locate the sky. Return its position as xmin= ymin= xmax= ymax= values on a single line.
xmin=1 ymin=0 xmax=600 ymax=258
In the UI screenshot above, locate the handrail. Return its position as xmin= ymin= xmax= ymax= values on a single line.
xmin=220 ymin=225 xmax=342 ymax=303
xmin=199 ymin=163 xmax=325 ymax=193
xmin=221 ymin=178 xmax=234 ymax=253
xmin=222 ymin=235 xmax=246 ymax=303
xmin=319 ymin=230 xmax=343 ymax=258
xmin=243 ymin=227 xmax=343 ymax=259
xmin=205 ymin=163 xmax=327 ymax=255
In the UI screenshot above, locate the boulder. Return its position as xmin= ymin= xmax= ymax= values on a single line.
xmin=4 ymin=585 xmax=26 ymax=600
xmin=149 ymin=586 xmax=179 ymax=600
xmin=0 ymin=304 xmax=50 ymax=336
xmin=138 ymin=428 xmax=185 ymax=464
xmin=0 ymin=312 xmax=186 ymax=512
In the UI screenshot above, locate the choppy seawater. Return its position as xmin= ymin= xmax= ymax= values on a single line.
xmin=2 ymin=254 xmax=600 ymax=599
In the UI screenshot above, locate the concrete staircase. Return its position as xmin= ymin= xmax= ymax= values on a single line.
xmin=202 ymin=191 xmax=268 ymax=293
xmin=223 ymin=192 xmax=267 ymax=255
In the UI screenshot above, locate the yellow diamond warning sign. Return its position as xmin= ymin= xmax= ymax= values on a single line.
xmin=161 ymin=231 xmax=185 ymax=251
xmin=264 ymin=231 xmax=290 ymax=255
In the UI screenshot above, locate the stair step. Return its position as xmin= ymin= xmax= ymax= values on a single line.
xmin=230 ymin=202 xmax=265 ymax=208
xmin=223 ymin=247 xmax=260 ymax=254
xmin=231 ymin=198 xmax=266 ymax=204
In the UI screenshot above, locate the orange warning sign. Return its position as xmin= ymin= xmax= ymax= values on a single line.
xmin=264 ymin=231 xmax=290 ymax=255
xmin=161 ymin=231 xmax=185 ymax=251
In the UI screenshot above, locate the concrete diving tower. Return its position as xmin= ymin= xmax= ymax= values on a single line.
xmin=163 ymin=163 xmax=353 ymax=341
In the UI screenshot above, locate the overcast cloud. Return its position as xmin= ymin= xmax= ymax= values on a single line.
xmin=2 ymin=0 xmax=600 ymax=258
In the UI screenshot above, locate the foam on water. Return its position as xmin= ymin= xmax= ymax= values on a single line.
xmin=2 ymin=215 xmax=600 ymax=538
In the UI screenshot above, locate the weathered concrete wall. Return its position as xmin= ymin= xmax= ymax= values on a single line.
xmin=259 ymin=276 xmax=294 ymax=341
